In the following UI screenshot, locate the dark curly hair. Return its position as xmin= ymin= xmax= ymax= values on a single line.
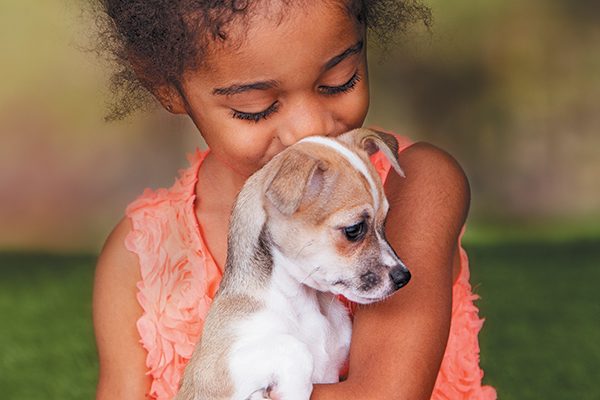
xmin=92 ymin=0 xmax=431 ymax=120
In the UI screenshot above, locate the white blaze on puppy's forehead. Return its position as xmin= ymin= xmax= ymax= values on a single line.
xmin=298 ymin=136 xmax=379 ymax=206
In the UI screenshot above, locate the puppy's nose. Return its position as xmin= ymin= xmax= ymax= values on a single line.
xmin=389 ymin=266 xmax=411 ymax=290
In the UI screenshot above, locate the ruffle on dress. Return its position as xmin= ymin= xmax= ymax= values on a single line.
xmin=125 ymin=150 xmax=222 ymax=399
xmin=430 ymin=237 xmax=496 ymax=399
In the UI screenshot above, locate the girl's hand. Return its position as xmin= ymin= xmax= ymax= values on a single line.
xmin=312 ymin=142 xmax=469 ymax=400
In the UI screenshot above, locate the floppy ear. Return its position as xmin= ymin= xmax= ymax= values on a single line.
xmin=350 ymin=128 xmax=405 ymax=177
xmin=265 ymin=150 xmax=328 ymax=215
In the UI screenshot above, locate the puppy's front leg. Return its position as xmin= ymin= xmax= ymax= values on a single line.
xmin=231 ymin=334 xmax=314 ymax=400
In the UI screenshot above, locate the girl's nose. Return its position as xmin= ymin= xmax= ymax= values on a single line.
xmin=277 ymin=97 xmax=336 ymax=146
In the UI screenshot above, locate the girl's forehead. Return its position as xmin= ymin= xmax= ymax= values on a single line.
xmin=194 ymin=1 xmax=363 ymax=82
xmin=236 ymin=0 xmax=356 ymax=29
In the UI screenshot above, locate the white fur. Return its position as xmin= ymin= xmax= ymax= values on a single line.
xmin=228 ymin=249 xmax=351 ymax=400
xmin=299 ymin=136 xmax=379 ymax=206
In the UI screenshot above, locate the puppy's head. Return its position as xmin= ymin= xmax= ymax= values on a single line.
xmin=263 ymin=128 xmax=410 ymax=304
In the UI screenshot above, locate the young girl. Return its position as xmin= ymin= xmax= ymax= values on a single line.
xmin=92 ymin=1 xmax=497 ymax=399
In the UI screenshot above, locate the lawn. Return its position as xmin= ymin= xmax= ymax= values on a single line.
xmin=0 ymin=253 xmax=97 ymax=399
xmin=0 ymin=238 xmax=599 ymax=399
xmin=467 ymin=239 xmax=600 ymax=399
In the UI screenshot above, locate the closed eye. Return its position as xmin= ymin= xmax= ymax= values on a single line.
xmin=319 ymin=72 xmax=361 ymax=96
xmin=231 ymin=101 xmax=280 ymax=122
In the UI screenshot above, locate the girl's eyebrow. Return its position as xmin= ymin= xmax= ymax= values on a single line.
xmin=211 ymin=41 xmax=363 ymax=97
xmin=324 ymin=40 xmax=363 ymax=71
xmin=213 ymin=80 xmax=279 ymax=96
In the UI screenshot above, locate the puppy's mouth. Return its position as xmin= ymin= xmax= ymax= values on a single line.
xmin=331 ymin=279 xmax=350 ymax=289
xmin=328 ymin=279 xmax=394 ymax=305
xmin=341 ymin=291 xmax=395 ymax=305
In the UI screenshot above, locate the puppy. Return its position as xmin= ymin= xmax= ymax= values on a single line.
xmin=175 ymin=128 xmax=411 ymax=400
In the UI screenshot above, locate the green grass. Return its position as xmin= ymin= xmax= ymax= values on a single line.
xmin=467 ymin=239 xmax=600 ymax=399
xmin=0 ymin=253 xmax=98 ymax=399
xmin=1 ymin=240 xmax=599 ymax=399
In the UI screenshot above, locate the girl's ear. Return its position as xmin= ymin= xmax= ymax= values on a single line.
xmin=154 ymin=85 xmax=187 ymax=114
xmin=127 ymin=55 xmax=187 ymax=114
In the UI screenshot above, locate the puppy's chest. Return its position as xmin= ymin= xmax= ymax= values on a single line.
xmin=246 ymin=290 xmax=351 ymax=381
xmin=291 ymin=295 xmax=348 ymax=355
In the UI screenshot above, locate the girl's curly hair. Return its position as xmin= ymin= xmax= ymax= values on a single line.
xmin=92 ymin=0 xmax=431 ymax=120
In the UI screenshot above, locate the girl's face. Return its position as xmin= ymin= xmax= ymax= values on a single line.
xmin=177 ymin=2 xmax=369 ymax=178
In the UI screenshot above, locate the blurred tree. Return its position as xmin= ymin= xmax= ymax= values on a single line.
xmin=1 ymin=0 xmax=598 ymax=250
xmin=367 ymin=0 xmax=600 ymax=220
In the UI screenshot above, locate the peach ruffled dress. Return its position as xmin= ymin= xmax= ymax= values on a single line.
xmin=125 ymin=134 xmax=497 ymax=400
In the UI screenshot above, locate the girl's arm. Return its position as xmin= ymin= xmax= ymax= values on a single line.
xmin=312 ymin=142 xmax=470 ymax=400
xmin=93 ymin=218 xmax=151 ymax=399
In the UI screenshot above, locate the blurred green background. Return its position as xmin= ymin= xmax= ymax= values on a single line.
xmin=0 ymin=0 xmax=599 ymax=398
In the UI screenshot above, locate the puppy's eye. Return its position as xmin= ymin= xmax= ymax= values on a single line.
xmin=343 ymin=221 xmax=366 ymax=242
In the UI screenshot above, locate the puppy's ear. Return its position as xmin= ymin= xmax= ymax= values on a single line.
xmin=265 ymin=150 xmax=328 ymax=215
xmin=347 ymin=128 xmax=405 ymax=177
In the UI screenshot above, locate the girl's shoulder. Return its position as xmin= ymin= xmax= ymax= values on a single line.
xmin=370 ymin=131 xmax=468 ymax=201
xmin=94 ymin=217 xmax=153 ymax=397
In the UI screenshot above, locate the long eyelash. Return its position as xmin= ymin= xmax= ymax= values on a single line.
xmin=320 ymin=73 xmax=361 ymax=95
xmin=229 ymin=72 xmax=360 ymax=122
xmin=231 ymin=102 xmax=279 ymax=123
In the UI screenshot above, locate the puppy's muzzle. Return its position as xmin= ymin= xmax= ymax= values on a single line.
xmin=389 ymin=265 xmax=411 ymax=290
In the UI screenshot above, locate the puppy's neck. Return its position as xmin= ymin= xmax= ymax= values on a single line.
xmin=270 ymin=248 xmax=327 ymax=297
xmin=258 ymin=247 xmax=334 ymax=324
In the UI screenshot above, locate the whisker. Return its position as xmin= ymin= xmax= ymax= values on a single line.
xmin=328 ymin=293 xmax=337 ymax=311
xmin=299 ymin=266 xmax=320 ymax=286
xmin=295 ymin=240 xmax=314 ymax=258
